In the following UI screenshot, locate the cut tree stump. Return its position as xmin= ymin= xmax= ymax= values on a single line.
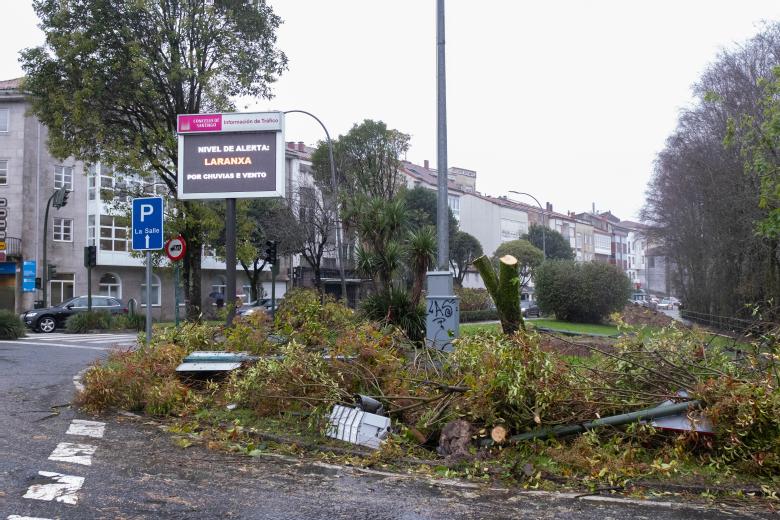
xmin=437 ymin=419 xmax=473 ymax=458
xmin=472 ymin=254 xmax=524 ymax=334
xmin=490 ymin=425 xmax=508 ymax=444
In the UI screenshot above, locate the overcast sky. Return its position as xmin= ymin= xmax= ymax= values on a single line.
xmin=3 ymin=1 xmax=779 ymax=220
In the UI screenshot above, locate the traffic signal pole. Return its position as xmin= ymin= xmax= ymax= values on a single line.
xmin=41 ymin=187 xmax=69 ymax=307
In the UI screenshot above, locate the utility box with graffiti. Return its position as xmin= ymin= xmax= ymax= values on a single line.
xmin=425 ymin=271 xmax=459 ymax=351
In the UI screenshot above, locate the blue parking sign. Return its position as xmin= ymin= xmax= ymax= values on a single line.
xmin=132 ymin=197 xmax=164 ymax=251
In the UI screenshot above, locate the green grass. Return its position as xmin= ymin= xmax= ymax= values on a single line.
xmin=460 ymin=319 xmax=619 ymax=337
xmin=531 ymin=319 xmax=619 ymax=336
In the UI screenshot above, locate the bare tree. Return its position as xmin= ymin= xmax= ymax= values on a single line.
xmin=293 ymin=185 xmax=338 ymax=294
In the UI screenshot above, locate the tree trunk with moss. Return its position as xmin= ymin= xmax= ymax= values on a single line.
xmin=473 ymin=254 xmax=524 ymax=334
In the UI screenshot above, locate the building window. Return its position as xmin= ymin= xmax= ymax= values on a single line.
xmin=54 ymin=165 xmax=74 ymax=191
xmin=88 ymin=165 xmax=97 ymax=200
xmin=141 ymin=273 xmax=161 ymax=307
xmin=0 ymin=109 xmax=8 ymax=133
xmin=50 ymin=273 xmax=75 ymax=306
xmin=211 ymin=275 xmax=226 ymax=296
xmin=98 ymin=273 xmax=122 ymax=299
xmin=648 ymin=257 xmax=656 ymax=268
xmin=100 ymin=215 xmax=129 ymax=252
xmin=0 ymin=159 xmax=7 ymax=185
xmin=53 ymin=218 xmax=73 ymax=242
xmin=88 ymin=215 xmax=96 ymax=246
xmin=448 ymin=194 xmax=460 ymax=221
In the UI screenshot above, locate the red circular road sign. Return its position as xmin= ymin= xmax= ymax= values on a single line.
xmin=164 ymin=236 xmax=187 ymax=262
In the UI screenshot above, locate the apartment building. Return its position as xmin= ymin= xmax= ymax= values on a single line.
xmin=0 ymin=78 xmax=296 ymax=318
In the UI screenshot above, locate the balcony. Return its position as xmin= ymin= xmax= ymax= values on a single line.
xmin=4 ymin=237 xmax=22 ymax=258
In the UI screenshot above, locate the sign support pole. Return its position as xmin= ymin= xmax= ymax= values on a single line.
xmin=225 ymin=198 xmax=237 ymax=326
xmin=174 ymin=263 xmax=180 ymax=328
xmin=145 ymin=251 xmax=152 ymax=347
xmin=271 ymin=263 xmax=278 ymax=320
xmin=87 ymin=265 xmax=92 ymax=312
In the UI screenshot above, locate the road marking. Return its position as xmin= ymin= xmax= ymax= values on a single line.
xmin=23 ymin=471 xmax=84 ymax=505
xmin=8 ymin=515 xmax=55 ymax=520
xmin=67 ymin=419 xmax=105 ymax=438
xmin=48 ymin=442 xmax=97 ymax=466
xmin=0 ymin=340 xmax=109 ymax=351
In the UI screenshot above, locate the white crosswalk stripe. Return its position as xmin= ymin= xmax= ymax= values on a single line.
xmin=2 ymin=332 xmax=138 ymax=349
xmin=67 ymin=419 xmax=105 ymax=439
xmin=23 ymin=471 xmax=84 ymax=505
xmin=48 ymin=442 xmax=97 ymax=466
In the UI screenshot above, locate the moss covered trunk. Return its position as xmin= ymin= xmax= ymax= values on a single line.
xmin=473 ymin=254 xmax=524 ymax=334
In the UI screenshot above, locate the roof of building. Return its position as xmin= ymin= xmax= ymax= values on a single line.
xmin=402 ymin=160 xmax=465 ymax=194
xmin=0 ymin=77 xmax=22 ymax=90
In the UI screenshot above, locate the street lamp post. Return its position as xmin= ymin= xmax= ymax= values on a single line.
xmin=284 ymin=110 xmax=348 ymax=304
xmin=509 ymin=190 xmax=546 ymax=259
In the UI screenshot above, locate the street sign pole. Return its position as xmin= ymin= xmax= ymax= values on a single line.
xmin=145 ymin=251 xmax=152 ymax=347
xmin=225 ymin=198 xmax=236 ymax=326
xmin=174 ymin=263 xmax=180 ymax=328
xmin=271 ymin=263 xmax=278 ymax=320
xmin=132 ymin=197 xmax=164 ymax=348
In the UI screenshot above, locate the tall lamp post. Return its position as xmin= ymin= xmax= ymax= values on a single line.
xmin=509 ymin=190 xmax=546 ymax=259
xmin=284 ymin=110 xmax=348 ymax=304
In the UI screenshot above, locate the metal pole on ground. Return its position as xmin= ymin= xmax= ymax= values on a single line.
xmin=225 ymin=198 xmax=237 ymax=326
xmin=145 ymin=251 xmax=152 ymax=347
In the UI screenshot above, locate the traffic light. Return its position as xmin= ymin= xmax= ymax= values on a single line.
xmin=52 ymin=186 xmax=70 ymax=209
xmin=264 ymin=240 xmax=277 ymax=265
xmin=84 ymin=245 xmax=97 ymax=268
xmin=47 ymin=263 xmax=56 ymax=279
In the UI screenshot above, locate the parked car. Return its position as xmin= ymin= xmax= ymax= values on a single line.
xmin=629 ymin=292 xmax=657 ymax=310
xmin=20 ymin=296 xmax=128 ymax=333
xmin=521 ymin=300 xmax=541 ymax=318
xmin=236 ymin=298 xmax=282 ymax=317
xmin=657 ymin=297 xmax=681 ymax=310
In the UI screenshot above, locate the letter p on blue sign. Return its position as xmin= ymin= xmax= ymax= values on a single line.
xmin=132 ymin=197 xmax=164 ymax=251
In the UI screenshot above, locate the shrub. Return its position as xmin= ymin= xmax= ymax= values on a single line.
xmin=111 ymin=313 xmax=145 ymax=331
xmin=455 ymin=287 xmax=493 ymax=312
xmin=460 ymin=309 xmax=499 ymax=323
xmin=535 ymin=260 xmax=631 ymax=323
xmin=0 ymin=310 xmax=25 ymax=339
xmin=360 ymin=287 xmax=426 ymax=342
xmin=275 ymin=289 xmax=355 ymax=347
xmin=65 ymin=311 xmax=112 ymax=333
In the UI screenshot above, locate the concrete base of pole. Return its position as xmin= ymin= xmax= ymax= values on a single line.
xmin=425 ymin=271 xmax=459 ymax=352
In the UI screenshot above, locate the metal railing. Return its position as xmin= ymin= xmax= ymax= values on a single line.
xmin=680 ymin=309 xmax=755 ymax=334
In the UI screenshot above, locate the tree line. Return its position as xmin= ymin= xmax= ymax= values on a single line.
xmin=642 ymin=22 xmax=780 ymax=318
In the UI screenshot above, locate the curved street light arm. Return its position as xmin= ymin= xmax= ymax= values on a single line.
xmin=508 ymin=190 xmax=546 ymax=259
xmin=283 ymin=110 xmax=348 ymax=302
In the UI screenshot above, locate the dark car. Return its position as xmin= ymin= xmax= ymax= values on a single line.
xmin=20 ymin=296 xmax=128 ymax=333
xmin=521 ymin=300 xmax=541 ymax=318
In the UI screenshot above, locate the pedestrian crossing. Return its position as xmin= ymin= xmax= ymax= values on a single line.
xmin=1 ymin=332 xmax=139 ymax=349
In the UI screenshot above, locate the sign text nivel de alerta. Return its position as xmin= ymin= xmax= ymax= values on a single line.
xmin=176 ymin=112 xmax=285 ymax=200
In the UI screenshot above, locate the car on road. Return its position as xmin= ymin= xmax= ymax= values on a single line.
xmin=20 ymin=296 xmax=128 ymax=333
xmin=236 ymin=298 xmax=282 ymax=317
xmin=521 ymin=300 xmax=541 ymax=318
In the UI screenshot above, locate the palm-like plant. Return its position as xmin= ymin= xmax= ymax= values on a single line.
xmin=407 ymin=226 xmax=436 ymax=306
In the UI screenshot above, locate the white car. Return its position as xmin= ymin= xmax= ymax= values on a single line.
xmin=657 ymin=297 xmax=680 ymax=310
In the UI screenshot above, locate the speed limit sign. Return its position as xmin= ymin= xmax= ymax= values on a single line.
xmin=164 ymin=236 xmax=187 ymax=262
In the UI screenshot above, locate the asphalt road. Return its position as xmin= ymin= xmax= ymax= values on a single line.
xmin=0 ymin=333 xmax=774 ymax=519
